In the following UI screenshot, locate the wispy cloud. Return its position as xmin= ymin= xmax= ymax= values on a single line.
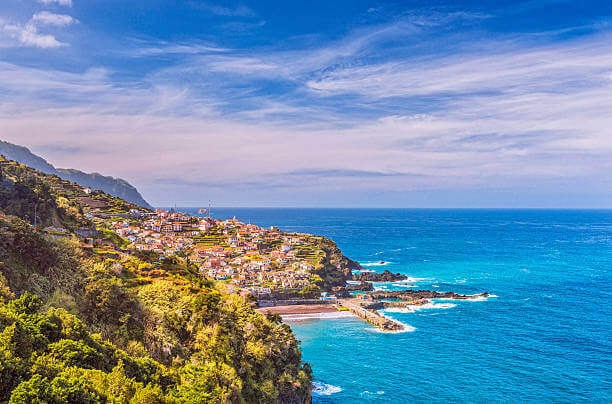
xmin=38 ymin=0 xmax=73 ymax=7
xmin=287 ymin=169 xmax=417 ymax=178
xmin=0 ymin=6 xmax=611 ymax=206
xmin=305 ymin=37 xmax=612 ymax=99
xmin=130 ymin=42 xmax=229 ymax=57
xmin=31 ymin=11 xmax=75 ymax=27
xmin=189 ymin=2 xmax=255 ymax=17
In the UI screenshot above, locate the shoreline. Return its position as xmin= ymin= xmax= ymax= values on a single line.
xmin=256 ymin=304 xmax=341 ymax=316
xmin=256 ymin=305 xmax=357 ymax=321
xmin=281 ymin=311 xmax=356 ymax=321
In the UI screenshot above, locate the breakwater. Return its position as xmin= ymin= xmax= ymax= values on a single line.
xmin=338 ymin=298 xmax=404 ymax=331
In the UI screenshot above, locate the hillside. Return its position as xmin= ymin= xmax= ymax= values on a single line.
xmin=0 ymin=157 xmax=312 ymax=403
xmin=0 ymin=140 xmax=153 ymax=209
xmin=0 ymin=155 xmax=143 ymax=228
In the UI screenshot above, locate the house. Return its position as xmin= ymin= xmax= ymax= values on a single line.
xmin=320 ymin=292 xmax=337 ymax=302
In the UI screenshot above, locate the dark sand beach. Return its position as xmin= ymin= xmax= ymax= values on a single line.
xmin=256 ymin=304 xmax=339 ymax=315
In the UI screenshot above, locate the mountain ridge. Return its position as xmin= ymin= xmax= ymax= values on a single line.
xmin=0 ymin=140 xmax=153 ymax=209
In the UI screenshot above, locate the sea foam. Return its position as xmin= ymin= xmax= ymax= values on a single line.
xmin=393 ymin=276 xmax=428 ymax=284
xmin=382 ymin=302 xmax=457 ymax=313
xmin=312 ymin=381 xmax=342 ymax=396
xmin=365 ymin=320 xmax=416 ymax=333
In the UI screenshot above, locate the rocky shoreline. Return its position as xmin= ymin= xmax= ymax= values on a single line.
xmin=258 ymin=261 xmax=491 ymax=332
xmin=369 ymin=290 xmax=490 ymax=302
xmin=352 ymin=269 xmax=406 ymax=282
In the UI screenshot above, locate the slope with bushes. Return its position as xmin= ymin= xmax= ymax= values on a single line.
xmin=0 ymin=157 xmax=312 ymax=402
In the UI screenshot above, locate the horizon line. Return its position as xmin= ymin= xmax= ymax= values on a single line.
xmin=156 ymin=206 xmax=612 ymax=211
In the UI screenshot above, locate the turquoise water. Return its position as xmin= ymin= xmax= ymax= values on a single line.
xmin=189 ymin=209 xmax=612 ymax=402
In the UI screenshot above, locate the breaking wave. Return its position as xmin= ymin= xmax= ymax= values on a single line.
xmin=361 ymin=261 xmax=392 ymax=267
xmin=312 ymin=381 xmax=342 ymax=396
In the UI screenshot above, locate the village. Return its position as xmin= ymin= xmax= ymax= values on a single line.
xmin=104 ymin=209 xmax=330 ymax=299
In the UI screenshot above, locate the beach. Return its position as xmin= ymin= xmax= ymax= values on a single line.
xmin=256 ymin=304 xmax=357 ymax=321
xmin=256 ymin=304 xmax=340 ymax=316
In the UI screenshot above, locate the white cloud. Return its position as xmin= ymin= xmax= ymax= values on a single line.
xmin=31 ymin=11 xmax=76 ymax=27
xmin=15 ymin=24 xmax=63 ymax=48
xmin=1 ymin=11 xmax=76 ymax=48
xmin=38 ymin=0 xmax=73 ymax=7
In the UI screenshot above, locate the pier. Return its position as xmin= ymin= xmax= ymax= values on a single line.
xmin=338 ymin=298 xmax=405 ymax=331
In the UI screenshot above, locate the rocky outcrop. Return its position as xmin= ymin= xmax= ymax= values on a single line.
xmin=369 ymin=290 xmax=489 ymax=302
xmin=311 ymin=237 xmax=363 ymax=290
xmin=352 ymin=269 xmax=406 ymax=282
xmin=344 ymin=282 xmax=374 ymax=293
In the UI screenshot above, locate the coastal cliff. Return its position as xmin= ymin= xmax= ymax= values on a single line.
xmin=312 ymin=237 xmax=362 ymax=290
xmin=0 ymin=156 xmax=312 ymax=402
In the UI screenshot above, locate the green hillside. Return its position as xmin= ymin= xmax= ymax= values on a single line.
xmin=0 ymin=157 xmax=312 ymax=403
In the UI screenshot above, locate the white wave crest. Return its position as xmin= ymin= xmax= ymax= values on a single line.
xmin=419 ymin=302 xmax=457 ymax=310
xmin=360 ymin=390 xmax=386 ymax=397
xmin=394 ymin=276 xmax=427 ymax=284
xmin=360 ymin=261 xmax=391 ymax=267
xmin=392 ymin=283 xmax=416 ymax=288
xmin=312 ymin=381 xmax=342 ymax=396
xmin=352 ymin=269 xmax=375 ymax=274
xmin=383 ymin=302 xmax=457 ymax=313
xmin=382 ymin=307 xmax=416 ymax=313
xmin=464 ymin=294 xmax=492 ymax=302
xmin=365 ymin=320 xmax=416 ymax=333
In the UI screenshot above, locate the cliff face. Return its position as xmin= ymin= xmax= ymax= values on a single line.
xmin=314 ymin=237 xmax=363 ymax=290
xmin=56 ymin=169 xmax=152 ymax=209
xmin=0 ymin=140 xmax=153 ymax=209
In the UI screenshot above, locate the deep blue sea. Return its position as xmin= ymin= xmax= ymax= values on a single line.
xmin=186 ymin=208 xmax=612 ymax=402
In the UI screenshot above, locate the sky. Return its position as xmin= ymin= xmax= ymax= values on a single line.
xmin=0 ymin=0 xmax=611 ymax=208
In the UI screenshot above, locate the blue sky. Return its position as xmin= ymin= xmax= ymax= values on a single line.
xmin=1 ymin=0 xmax=611 ymax=207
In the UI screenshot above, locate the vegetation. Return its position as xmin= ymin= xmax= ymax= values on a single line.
xmin=0 ymin=156 xmax=140 ymax=225
xmin=0 ymin=140 xmax=153 ymax=208
xmin=0 ymin=156 xmax=312 ymax=402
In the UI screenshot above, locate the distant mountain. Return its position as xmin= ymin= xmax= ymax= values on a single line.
xmin=0 ymin=140 xmax=153 ymax=208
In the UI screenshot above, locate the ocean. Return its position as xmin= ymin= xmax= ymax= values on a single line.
xmin=186 ymin=208 xmax=611 ymax=402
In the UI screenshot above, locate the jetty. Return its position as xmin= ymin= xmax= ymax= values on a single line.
xmin=337 ymin=290 xmax=490 ymax=332
xmin=338 ymin=298 xmax=405 ymax=331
